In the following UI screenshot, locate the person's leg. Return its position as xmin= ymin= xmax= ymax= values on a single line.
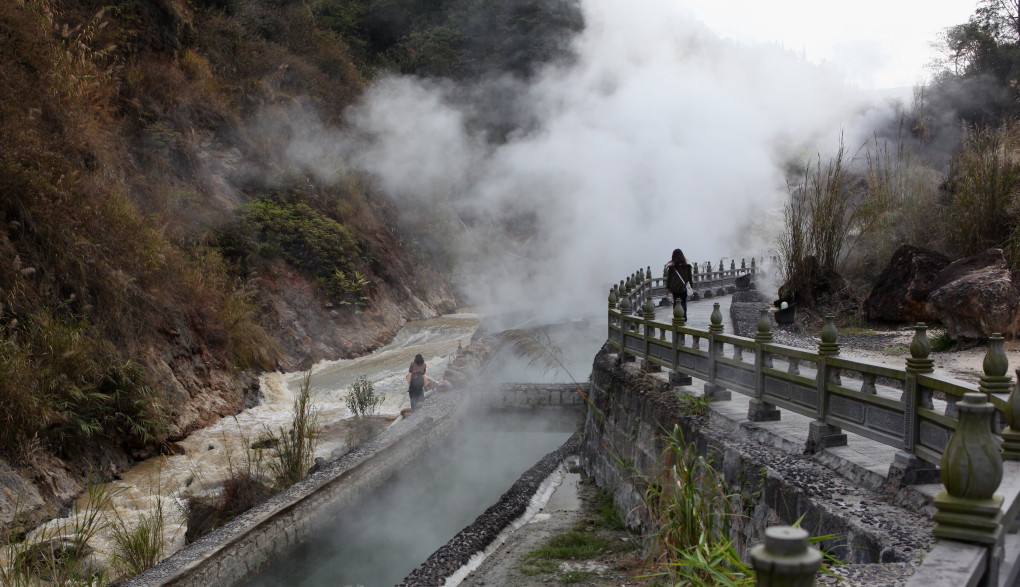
xmin=680 ymin=293 xmax=688 ymax=320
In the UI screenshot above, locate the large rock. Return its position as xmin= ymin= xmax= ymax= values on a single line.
xmin=863 ymin=245 xmax=950 ymax=323
xmin=928 ymin=249 xmax=1019 ymax=339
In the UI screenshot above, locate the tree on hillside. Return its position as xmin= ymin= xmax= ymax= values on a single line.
xmin=932 ymin=0 xmax=1020 ymax=122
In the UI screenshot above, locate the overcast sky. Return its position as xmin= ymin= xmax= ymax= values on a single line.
xmin=679 ymin=0 xmax=978 ymax=90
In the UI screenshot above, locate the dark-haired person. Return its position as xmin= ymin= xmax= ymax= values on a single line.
xmin=405 ymin=353 xmax=429 ymax=411
xmin=664 ymin=248 xmax=694 ymax=319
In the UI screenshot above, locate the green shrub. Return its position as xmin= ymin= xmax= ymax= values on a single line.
xmin=345 ymin=374 xmax=382 ymax=417
xmin=236 ymin=198 xmax=370 ymax=307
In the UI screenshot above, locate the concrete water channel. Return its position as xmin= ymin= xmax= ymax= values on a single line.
xmin=247 ymin=407 xmax=580 ymax=587
xmin=125 ymin=309 xmax=611 ymax=586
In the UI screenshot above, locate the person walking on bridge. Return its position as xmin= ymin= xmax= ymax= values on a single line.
xmin=664 ymin=248 xmax=694 ymax=319
xmin=406 ymin=353 xmax=429 ymax=411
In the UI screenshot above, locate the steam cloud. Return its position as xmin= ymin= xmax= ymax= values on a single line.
xmin=277 ymin=0 xmax=911 ymax=323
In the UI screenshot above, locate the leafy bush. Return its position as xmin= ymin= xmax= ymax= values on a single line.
xmin=235 ymin=198 xmax=371 ymax=307
xmin=345 ymin=375 xmax=383 ymax=417
xmin=312 ymin=0 xmax=584 ymax=80
xmin=0 ymin=311 xmax=167 ymax=462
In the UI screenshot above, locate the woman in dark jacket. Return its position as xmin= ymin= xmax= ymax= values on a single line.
xmin=664 ymin=248 xmax=693 ymax=319
xmin=406 ymin=354 xmax=428 ymax=411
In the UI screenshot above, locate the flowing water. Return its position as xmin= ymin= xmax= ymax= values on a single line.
xmin=247 ymin=408 xmax=578 ymax=587
xmin=35 ymin=313 xmax=480 ymax=571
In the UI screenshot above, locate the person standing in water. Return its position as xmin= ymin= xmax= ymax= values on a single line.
xmin=406 ymin=354 xmax=429 ymax=411
xmin=664 ymin=248 xmax=694 ymax=319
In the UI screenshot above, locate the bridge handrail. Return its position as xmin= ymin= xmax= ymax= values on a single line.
xmin=618 ymin=258 xmax=758 ymax=314
xmin=606 ymin=268 xmax=1020 ymax=587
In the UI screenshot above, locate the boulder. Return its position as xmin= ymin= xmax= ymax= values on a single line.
xmin=863 ymin=245 xmax=950 ymax=323
xmin=928 ymin=249 xmax=1019 ymax=339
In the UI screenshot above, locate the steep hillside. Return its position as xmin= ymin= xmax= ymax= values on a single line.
xmin=0 ymin=0 xmax=444 ymax=532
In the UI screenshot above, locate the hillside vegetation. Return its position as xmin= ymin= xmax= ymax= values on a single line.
xmin=0 ymin=0 xmax=581 ymax=533
xmin=773 ymin=1 xmax=1020 ymax=325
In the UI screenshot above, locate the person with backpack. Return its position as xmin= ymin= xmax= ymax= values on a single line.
xmin=664 ymin=248 xmax=694 ymax=319
xmin=405 ymin=353 xmax=429 ymax=411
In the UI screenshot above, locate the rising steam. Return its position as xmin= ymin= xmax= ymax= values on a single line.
xmin=275 ymin=0 xmax=912 ymax=323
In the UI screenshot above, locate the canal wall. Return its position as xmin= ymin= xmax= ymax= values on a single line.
xmin=581 ymin=347 xmax=935 ymax=568
xmin=125 ymin=389 xmax=471 ymax=587
xmin=474 ymin=382 xmax=587 ymax=408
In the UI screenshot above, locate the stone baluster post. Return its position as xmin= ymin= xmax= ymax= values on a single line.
xmin=980 ymin=334 xmax=1011 ymax=432
xmin=807 ymin=315 xmax=847 ymax=453
xmin=691 ymin=262 xmax=701 ymax=301
xmin=642 ymin=298 xmax=659 ymax=372
xmin=741 ymin=258 xmax=747 ymax=270
xmin=670 ymin=303 xmax=692 ymax=386
xmin=933 ymin=392 xmax=1005 ymax=583
xmin=704 ymin=302 xmax=731 ymax=401
xmin=618 ymin=295 xmax=634 ymax=363
xmin=890 ymin=323 xmax=940 ymax=486
xmin=1002 ymin=368 xmax=1020 ymax=460
xmin=750 ymin=526 xmax=822 ymax=587
xmin=750 ymin=307 xmax=781 ymax=422
xmin=731 ymin=259 xmax=736 ymax=271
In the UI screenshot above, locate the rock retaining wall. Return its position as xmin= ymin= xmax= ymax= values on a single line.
xmin=582 ymin=348 xmax=934 ymax=566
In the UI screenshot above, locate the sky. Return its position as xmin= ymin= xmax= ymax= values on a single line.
xmin=680 ymin=0 xmax=977 ymax=90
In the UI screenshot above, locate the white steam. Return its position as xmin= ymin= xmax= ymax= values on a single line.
xmin=279 ymin=0 xmax=911 ymax=323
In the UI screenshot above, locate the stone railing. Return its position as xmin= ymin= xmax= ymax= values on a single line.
xmin=606 ymin=269 xmax=1020 ymax=587
xmin=618 ymin=258 xmax=758 ymax=314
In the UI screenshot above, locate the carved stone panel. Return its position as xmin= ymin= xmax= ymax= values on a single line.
xmin=830 ymin=396 xmax=865 ymax=423
xmin=920 ymin=420 xmax=951 ymax=453
xmin=764 ymin=377 xmax=790 ymax=400
xmin=866 ymin=405 xmax=904 ymax=436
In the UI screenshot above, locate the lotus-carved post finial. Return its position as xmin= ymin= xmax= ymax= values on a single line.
xmin=906 ymin=323 xmax=934 ymax=374
xmin=817 ymin=315 xmax=839 ymax=356
xmin=933 ymin=392 xmax=1005 ymax=545
xmin=673 ymin=301 xmax=686 ymax=327
xmin=756 ymin=308 xmax=773 ymax=343
xmin=709 ymin=302 xmax=723 ymax=333
xmin=980 ymin=334 xmax=1011 ymax=396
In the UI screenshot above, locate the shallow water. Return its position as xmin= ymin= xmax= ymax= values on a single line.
xmin=247 ymin=408 xmax=579 ymax=587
